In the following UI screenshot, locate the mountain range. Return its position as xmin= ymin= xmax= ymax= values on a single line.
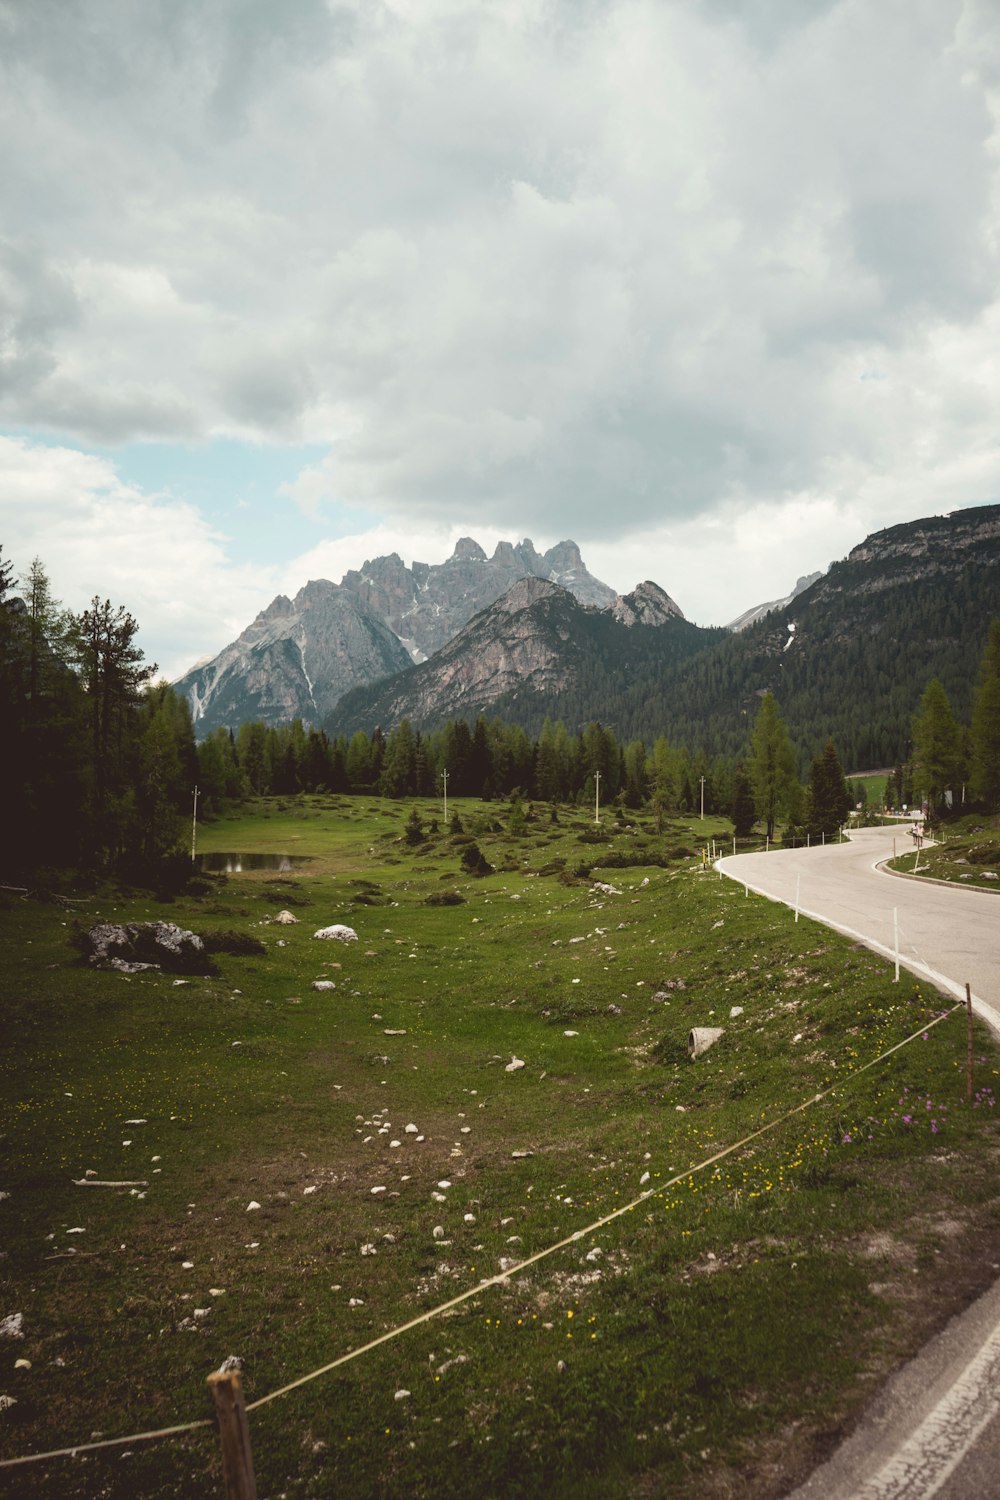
xmin=175 ymin=505 xmax=1000 ymax=772
xmin=175 ymin=537 xmax=617 ymax=736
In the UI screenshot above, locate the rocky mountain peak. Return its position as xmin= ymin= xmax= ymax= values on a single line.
xmin=611 ymin=580 xmax=685 ymax=627
xmin=494 ymin=576 xmax=564 ymax=614
xmin=450 ymin=537 xmax=487 ymax=562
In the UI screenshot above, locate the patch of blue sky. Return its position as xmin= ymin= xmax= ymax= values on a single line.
xmin=6 ymin=429 xmax=381 ymax=566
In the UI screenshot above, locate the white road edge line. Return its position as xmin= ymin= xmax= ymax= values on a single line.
xmin=716 ymin=849 xmax=1000 ymax=1498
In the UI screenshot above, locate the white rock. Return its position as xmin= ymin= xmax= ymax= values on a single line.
xmin=730 ymin=1006 xmax=744 ymax=1018
xmin=394 ymin=1389 xmax=411 ymax=1401
xmin=464 ymin=1213 xmax=476 ymax=1223
xmin=404 ymin=1124 xmax=419 ymax=1134
xmin=274 ymin=910 xmax=299 ymax=924
xmin=431 ymin=1191 xmax=446 ymax=1202
xmin=432 ymin=1225 xmax=445 ymax=1240
xmin=0 ymin=1396 xmax=17 ymax=1413
xmin=389 ymin=1140 xmax=401 ymax=1149
xmin=313 ymin=925 xmax=358 ymax=942
xmin=505 ymin=1057 xmax=525 ymax=1072
xmin=348 ymin=1297 xmax=364 ymax=1307
xmin=182 ymin=1261 xmax=194 ymax=1269
xmin=0 ymin=1315 xmax=24 ymax=1340
xmin=563 ymin=1030 xmax=579 ymax=1037
xmin=437 ymin=1180 xmax=452 ymax=1189
xmin=14 ymin=1359 xmax=30 ymax=1370
xmin=193 ymin=1308 xmax=211 ymax=1319
xmin=312 ymin=980 xmax=337 ymax=991
xmin=303 ymin=1185 xmax=317 ymax=1195
xmin=361 ymin=1243 xmax=377 ymax=1256
xmin=246 ymin=1202 xmax=261 ymax=1212
xmin=208 ymin=1288 xmax=226 ymax=1296
xmin=640 ymin=1172 xmax=650 ymax=1185
xmin=370 ymin=1185 xmax=387 ymax=1195
xmin=66 ymin=1227 xmax=86 ymax=1234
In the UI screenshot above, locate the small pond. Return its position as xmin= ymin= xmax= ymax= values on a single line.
xmin=194 ymin=852 xmax=315 ymax=873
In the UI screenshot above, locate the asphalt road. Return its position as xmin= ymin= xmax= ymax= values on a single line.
xmin=716 ymin=826 xmax=1000 ymax=1026
xmin=715 ymin=828 xmax=1000 ymax=1499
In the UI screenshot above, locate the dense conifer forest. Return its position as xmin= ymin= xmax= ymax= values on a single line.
xmin=3 ymin=538 xmax=998 ymax=884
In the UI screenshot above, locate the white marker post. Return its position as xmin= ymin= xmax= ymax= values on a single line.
xmin=794 ymin=874 xmax=801 ymax=923
xmin=191 ymin=784 xmax=199 ymax=863
xmin=893 ymin=907 xmax=899 ymax=982
xmin=594 ymin=769 xmax=601 ymax=825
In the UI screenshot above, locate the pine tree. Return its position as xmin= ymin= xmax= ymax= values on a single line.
xmin=911 ymin=678 xmax=961 ymax=815
xmin=971 ymin=619 xmax=1000 ymax=808
xmin=806 ymin=741 xmax=851 ymax=839
xmin=731 ymin=764 xmax=756 ymax=837
xmin=749 ymin=693 xmax=796 ymax=840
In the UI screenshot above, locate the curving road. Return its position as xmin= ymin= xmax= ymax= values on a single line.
xmin=716 ymin=826 xmax=1000 ymax=1028
xmin=716 ymin=827 xmax=1000 ymax=1499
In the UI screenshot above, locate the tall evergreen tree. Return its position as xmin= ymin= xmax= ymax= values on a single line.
xmin=731 ymin=763 xmax=756 ymax=837
xmin=806 ymin=741 xmax=851 ymax=839
xmin=749 ymin=692 xmax=796 ymax=840
xmin=971 ymin=619 xmax=1000 ymax=808
xmin=911 ymin=678 xmax=961 ymax=814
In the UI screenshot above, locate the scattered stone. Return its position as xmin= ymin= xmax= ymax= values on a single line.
xmin=313 ymin=925 xmax=358 ymax=942
xmin=303 ymin=1186 xmax=318 ymax=1195
xmin=563 ymin=1030 xmax=579 ymax=1037
xmin=591 ymin=882 xmax=622 ymax=896
xmin=688 ymin=1027 xmax=725 ymax=1060
xmin=730 ymin=1005 xmax=744 ymax=1018
xmin=361 ymin=1244 xmax=377 ymax=1256
xmin=432 ymin=1226 xmax=445 ymax=1240
xmin=208 ymin=1288 xmax=225 ymax=1297
xmin=394 ymin=1389 xmax=411 ymax=1401
xmin=511 ymin=1150 xmax=534 ymax=1159
xmin=437 ymin=1181 xmax=452 ymax=1189
xmin=0 ymin=1314 xmax=24 ymax=1340
xmin=404 ymin=1124 xmax=419 ymax=1134
xmin=384 ymin=1029 xmax=406 ymax=1036
xmin=505 ymin=1057 xmax=526 ymax=1073
xmin=312 ymin=980 xmax=337 ymax=992
xmin=273 ymin=910 xmax=299 ymax=925
xmin=640 ymin=1172 xmax=650 ymax=1185
xmin=0 ymin=1396 xmax=17 ymax=1413
xmin=246 ymin=1202 xmax=261 ymax=1212
xmin=371 ymin=1186 xmax=387 ymax=1195
xmin=73 ymin=921 xmax=216 ymax=975
xmin=14 ymin=1359 xmax=30 ymax=1370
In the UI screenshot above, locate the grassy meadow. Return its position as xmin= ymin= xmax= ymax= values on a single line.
xmin=2 ymin=794 xmax=1000 ymax=1499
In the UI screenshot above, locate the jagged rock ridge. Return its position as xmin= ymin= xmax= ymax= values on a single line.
xmin=726 ymin=572 xmax=823 ymax=632
xmin=175 ymin=537 xmax=620 ymax=733
xmin=331 ymin=578 xmax=719 ymax=738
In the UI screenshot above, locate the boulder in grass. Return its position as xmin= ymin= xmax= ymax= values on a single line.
xmin=313 ymin=925 xmax=358 ymax=943
xmin=273 ymin=910 xmax=299 ymax=925
xmin=72 ymin=922 xmax=218 ymax=975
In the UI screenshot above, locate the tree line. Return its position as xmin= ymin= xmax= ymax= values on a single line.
xmin=4 ymin=543 xmax=997 ymax=884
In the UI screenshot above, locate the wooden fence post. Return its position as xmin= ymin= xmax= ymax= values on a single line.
xmin=208 ymin=1370 xmax=257 ymax=1500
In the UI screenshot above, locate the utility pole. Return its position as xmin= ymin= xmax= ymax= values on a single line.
xmin=191 ymin=785 xmax=199 ymax=863
xmin=440 ymin=767 xmax=449 ymax=827
xmin=594 ymin=769 xmax=601 ymax=825
xmin=699 ymin=776 xmax=706 ymax=820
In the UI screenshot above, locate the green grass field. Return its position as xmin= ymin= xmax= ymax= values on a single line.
xmin=2 ymin=795 xmax=999 ymax=1499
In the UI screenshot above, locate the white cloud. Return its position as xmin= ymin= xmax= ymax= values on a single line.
xmin=0 ymin=437 xmax=276 ymax=680
xmin=1 ymin=0 xmax=999 ymax=615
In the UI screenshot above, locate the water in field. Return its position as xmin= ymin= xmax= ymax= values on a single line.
xmin=195 ymin=852 xmax=314 ymax=873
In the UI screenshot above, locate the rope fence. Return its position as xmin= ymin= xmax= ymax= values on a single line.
xmin=0 ymin=1000 xmax=964 ymax=1488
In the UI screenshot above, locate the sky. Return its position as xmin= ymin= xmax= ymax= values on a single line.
xmin=1 ymin=0 xmax=999 ymax=681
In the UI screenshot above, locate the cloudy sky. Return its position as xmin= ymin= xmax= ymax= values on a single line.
xmin=1 ymin=0 xmax=998 ymax=679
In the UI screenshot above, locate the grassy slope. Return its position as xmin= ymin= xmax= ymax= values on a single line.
xmin=1 ymin=796 xmax=999 ymax=1499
